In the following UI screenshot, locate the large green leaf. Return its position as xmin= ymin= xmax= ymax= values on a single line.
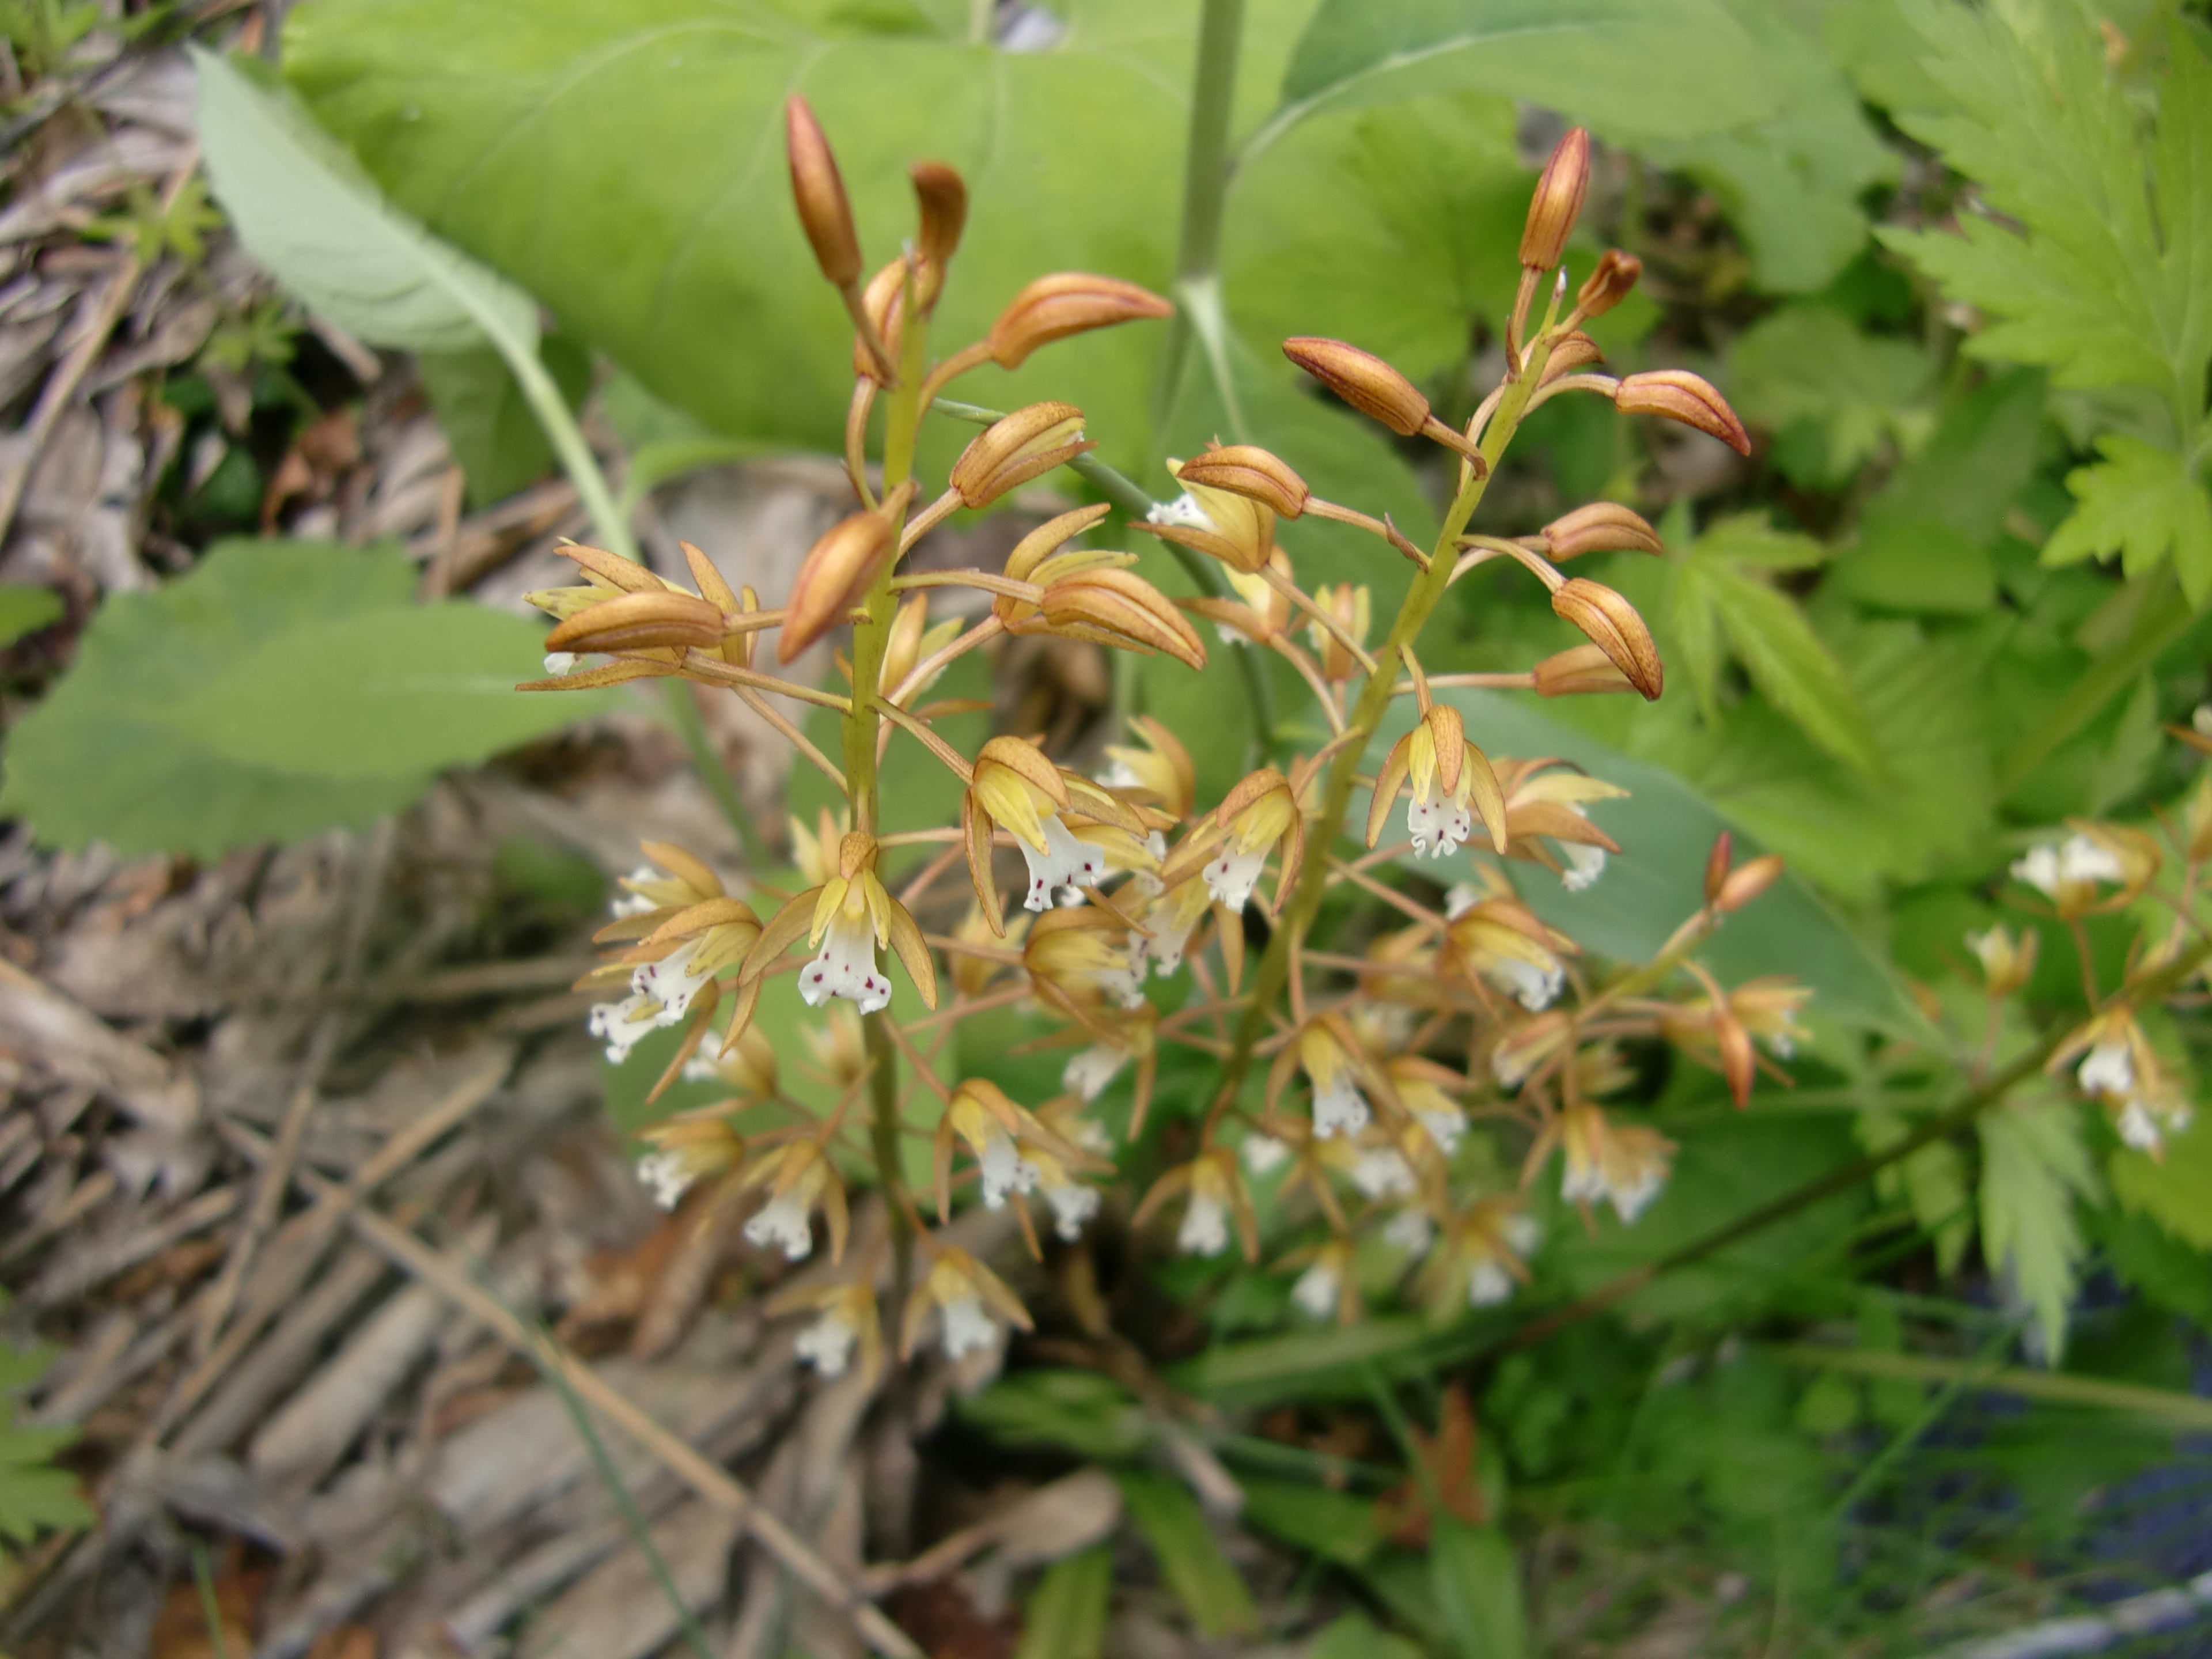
xmin=1257 ymin=0 xmax=1777 ymax=158
xmin=1429 ymin=1520 xmax=1525 ymax=1659
xmin=1014 ymin=1546 xmax=1113 ymax=1659
xmin=1979 ymin=1093 xmax=2100 ymax=1363
xmin=1113 ymin=1468 xmax=1259 ymax=1638
xmin=285 ymin=0 xmax=1191 ymax=475
xmin=195 ymin=45 xmax=539 ymax=358
xmin=1382 ymin=690 xmax=1913 ymax=1031
xmin=0 ymin=541 xmax=608 ymax=858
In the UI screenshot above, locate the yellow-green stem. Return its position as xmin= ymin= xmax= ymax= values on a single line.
xmin=1217 ymin=340 xmax=1555 ymax=1099
xmin=846 ymin=281 xmax=933 ymax=1297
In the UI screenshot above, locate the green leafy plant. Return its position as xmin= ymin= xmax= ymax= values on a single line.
xmin=0 ymin=1314 xmax=92 ymax=1547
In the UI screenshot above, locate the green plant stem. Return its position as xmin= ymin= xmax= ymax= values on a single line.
xmin=1217 ymin=352 xmax=1551 ymax=1096
xmin=850 ymin=286 xmax=933 ymax=1300
xmin=1152 ymin=0 xmax=1246 ymax=442
xmin=930 ymin=396 xmax=1275 ymax=762
xmin=508 ymin=336 xmax=768 ymax=866
xmin=1496 ymin=934 xmax=2212 ymax=1357
xmin=1774 ymin=1340 xmax=2212 ymax=1433
xmin=190 ymin=1539 xmax=231 ymax=1659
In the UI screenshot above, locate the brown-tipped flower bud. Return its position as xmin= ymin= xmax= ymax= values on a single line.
xmin=778 ymin=482 xmax=913 ymax=664
xmin=1520 ymin=127 xmax=1590 ymax=270
xmin=1041 ymin=569 xmax=1207 ymax=671
xmin=1537 ymin=331 xmax=1605 ymax=384
xmin=1532 ymin=643 xmax=1638 ymax=698
xmin=1282 ymin=336 xmax=1430 ymax=436
xmin=1173 ymin=444 xmax=1309 ymax=520
xmin=544 ymin=589 xmax=726 ymax=656
xmin=1716 ymin=854 xmax=1783 ymax=914
xmin=1551 ymin=578 xmax=1662 ymax=700
xmin=1703 ymin=831 xmax=1734 ymax=907
xmin=1576 ymin=250 xmax=1641 ymax=319
xmin=908 ymin=162 xmax=967 ymax=311
xmin=1615 ymin=370 xmax=1751 ymax=456
xmin=784 ymin=96 xmax=861 ymax=289
xmin=986 ymin=273 xmax=1172 ymax=370
xmin=1542 ymin=501 xmax=1663 ymax=561
xmin=948 ymin=402 xmax=1093 ymax=508
xmin=850 ymin=259 xmax=908 ymax=382
xmin=1713 ymin=1000 xmax=1756 ymax=1109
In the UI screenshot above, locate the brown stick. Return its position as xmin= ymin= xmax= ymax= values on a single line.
xmin=218 ymin=1122 xmax=925 ymax=1659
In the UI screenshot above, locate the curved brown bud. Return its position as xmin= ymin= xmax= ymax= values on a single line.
xmin=545 ymin=589 xmax=726 ymax=656
xmin=1537 ymin=331 xmax=1605 ymax=384
xmin=851 ymin=259 xmax=908 ymax=382
xmin=1714 ymin=1001 xmax=1756 ymax=1109
xmin=1282 ymin=336 xmax=1430 ymax=437
xmin=1542 ymin=501 xmax=1663 ymax=560
xmin=1532 ymin=643 xmax=1638 ymax=697
xmin=1615 ymin=370 xmax=1751 ymax=456
xmin=1703 ymin=831 xmax=1734 ymax=907
xmin=1520 ymin=127 xmax=1590 ymax=270
xmin=908 ymin=161 xmax=967 ymax=310
xmin=784 ymin=96 xmax=861 ymax=288
xmin=1551 ymin=578 xmax=1662 ymax=700
xmin=778 ymin=482 xmax=913 ymax=664
xmin=949 ymin=402 xmax=1093 ymax=508
xmin=1715 ymin=855 xmax=1783 ymax=914
xmin=1575 ymin=249 xmax=1641 ymax=319
xmin=1174 ymin=444 xmax=1309 ymax=519
xmin=987 ymin=274 xmax=1172 ymax=370
xmin=1041 ymin=570 xmax=1207 ymax=671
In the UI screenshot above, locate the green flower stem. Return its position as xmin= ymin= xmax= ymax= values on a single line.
xmin=1152 ymin=0 xmax=1248 ymax=440
xmin=508 ymin=340 xmax=769 ymax=867
xmin=850 ymin=289 xmax=933 ymax=1297
xmin=1774 ymin=1339 xmax=2212 ymax=1433
xmin=1217 ymin=347 xmax=1555 ymax=1096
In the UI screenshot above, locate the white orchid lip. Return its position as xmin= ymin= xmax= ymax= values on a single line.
xmin=797 ymin=1309 xmax=859 ymax=1376
xmin=1177 ymin=1190 xmax=1230 ymax=1255
xmin=940 ymin=1294 xmax=998 ymax=1359
xmin=635 ymin=1150 xmax=693 ymax=1210
xmin=1021 ymin=814 xmax=1107 ymax=911
xmin=1043 ymin=1180 xmax=1100 ymax=1241
xmin=744 ymin=1191 xmax=815 ymax=1260
xmin=1292 ymin=1261 xmax=1340 ymax=1319
xmin=1063 ymin=1043 xmax=1128 ymax=1101
xmin=1313 ymin=1075 xmax=1371 ymax=1138
xmin=589 ymin=993 xmax=669 ymax=1064
xmin=1406 ymin=782 xmax=1474 ymax=859
xmin=1203 ymin=844 xmax=1268 ymax=912
xmin=800 ymin=911 xmax=892 ymax=1014
xmin=976 ymin=1130 xmax=1041 ymax=1207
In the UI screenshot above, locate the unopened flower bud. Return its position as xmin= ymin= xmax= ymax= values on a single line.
xmin=1713 ymin=1000 xmax=1756 ymax=1109
xmin=1041 ymin=569 xmax=1207 ymax=671
xmin=949 ymin=402 xmax=1093 ymax=507
xmin=1716 ymin=855 xmax=1782 ymax=914
xmin=1173 ymin=445 xmax=1308 ymax=519
xmin=1537 ymin=332 xmax=1605 ymax=384
xmin=1551 ymin=579 xmax=1662 ymax=700
xmin=1520 ymin=127 xmax=1590 ymax=270
xmin=784 ymin=96 xmax=861 ymax=288
xmin=1615 ymin=370 xmax=1751 ymax=456
xmin=851 ymin=259 xmax=908 ymax=382
xmin=1966 ymin=925 xmax=2037 ymax=997
xmin=987 ymin=274 xmax=1172 ymax=370
xmin=908 ymin=161 xmax=967 ymax=310
xmin=779 ymin=482 xmax=914 ymax=664
xmin=1532 ymin=643 xmax=1637 ymax=697
xmin=1543 ymin=501 xmax=1662 ymax=561
xmin=545 ymin=589 xmax=726 ymax=656
xmin=1703 ymin=831 xmax=1734 ymax=908
xmin=1282 ymin=336 xmax=1430 ymax=437
xmin=1575 ymin=250 xmax=1641 ymax=319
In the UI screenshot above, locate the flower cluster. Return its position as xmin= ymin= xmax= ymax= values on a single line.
xmin=527 ymin=107 xmax=1806 ymax=1374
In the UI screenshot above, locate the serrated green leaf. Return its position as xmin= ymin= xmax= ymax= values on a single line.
xmin=0 ymin=1459 xmax=93 ymax=1544
xmin=1859 ymin=1108 xmax=1972 ymax=1274
xmin=1113 ymin=1468 xmax=1258 ymax=1639
xmin=1830 ymin=513 xmax=1997 ymax=615
xmin=1979 ymin=1096 xmax=2100 ymax=1363
xmin=1666 ymin=555 xmax=1726 ymax=722
xmin=0 ymin=541 xmax=607 ymax=858
xmin=0 ymin=585 xmax=63 ymax=648
xmin=195 ymin=46 xmax=538 ymax=358
xmin=1702 ymin=562 xmax=1883 ymax=778
xmin=2043 ymin=434 xmax=2212 ymax=603
xmin=1877 ymin=4 xmax=2211 ymax=424
xmin=1014 ymin=1545 xmax=1112 ymax=1659
xmin=1429 ymin=1520 xmax=1525 ymax=1659
xmin=2109 ymin=1111 xmax=2212 ymax=1250
xmin=1693 ymin=512 xmax=1830 ymax=572
xmin=1262 ymin=0 xmax=1777 ymax=157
